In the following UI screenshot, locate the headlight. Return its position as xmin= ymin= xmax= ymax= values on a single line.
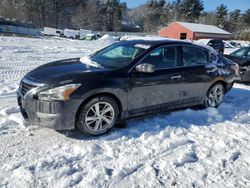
xmin=38 ymin=83 xmax=81 ymax=101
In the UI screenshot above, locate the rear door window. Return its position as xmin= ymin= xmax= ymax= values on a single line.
xmin=182 ymin=46 xmax=208 ymax=66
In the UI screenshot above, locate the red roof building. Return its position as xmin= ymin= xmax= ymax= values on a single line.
xmin=158 ymin=22 xmax=232 ymax=40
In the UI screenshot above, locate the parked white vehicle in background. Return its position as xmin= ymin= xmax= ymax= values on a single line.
xmin=80 ymin=29 xmax=92 ymax=40
xmin=63 ymin=28 xmax=80 ymax=39
xmin=43 ymin=27 xmax=62 ymax=37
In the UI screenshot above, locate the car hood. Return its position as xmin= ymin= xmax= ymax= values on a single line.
xmin=25 ymin=58 xmax=107 ymax=83
xmin=224 ymin=55 xmax=250 ymax=66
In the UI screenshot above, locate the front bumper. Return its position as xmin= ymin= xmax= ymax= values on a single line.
xmin=17 ymin=90 xmax=82 ymax=130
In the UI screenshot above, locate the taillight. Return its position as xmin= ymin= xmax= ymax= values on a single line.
xmin=231 ymin=63 xmax=239 ymax=75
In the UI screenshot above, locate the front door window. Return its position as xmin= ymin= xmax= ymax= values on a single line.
xmin=139 ymin=46 xmax=178 ymax=69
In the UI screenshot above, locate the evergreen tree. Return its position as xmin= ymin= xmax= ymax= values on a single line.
xmin=97 ymin=0 xmax=126 ymax=31
xmin=144 ymin=0 xmax=170 ymax=32
xmin=171 ymin=0 xmax=182 ymax=21
xmin=230 ymin=9 xmax=241 ymax=23
xmin=180 ymin=0 xmax=204 ymax=22
xmin=243 ymin=9 xmax=250 ymax=26
xmin=216 ymin=4 xmax=228 ymax=28
xmin=160 ymin=1 xmax=170 ymax=26
xmin=229 ymin=9 xmax=242 ymax=35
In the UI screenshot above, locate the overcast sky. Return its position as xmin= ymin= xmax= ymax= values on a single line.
xmin=121 ymin=0 xmax=250 ymax=12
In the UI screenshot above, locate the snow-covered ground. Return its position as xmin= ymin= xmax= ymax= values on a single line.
xmin=0 ymin=36 xmax=250 ymax=188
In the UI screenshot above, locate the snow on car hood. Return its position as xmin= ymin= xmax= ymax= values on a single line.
xmin=80 ymin=55 xmax=103 ymax=68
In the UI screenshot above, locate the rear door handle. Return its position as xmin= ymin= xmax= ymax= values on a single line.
xmin=207 ymin=67 xmax=217 ymax=73
xmin=206 ymin=64 xmax=217 ymax=73
xmin=170 ymin=75 xmax=182 ymax=79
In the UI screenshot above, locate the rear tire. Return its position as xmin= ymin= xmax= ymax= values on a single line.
xmin=204 ymin=83 xmax=225 ymax=108
xmin=76 ymin=96 xmax=119 ymax=135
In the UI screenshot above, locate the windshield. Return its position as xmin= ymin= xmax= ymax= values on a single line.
xmin=85 ymin=43 xmax=149 ymax=69
xmin=231 ymin=47 xmax=248 ymax=57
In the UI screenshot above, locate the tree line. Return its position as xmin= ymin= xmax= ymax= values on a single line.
xmin=129 ymin=0 xmax=250 ymax=40
xmin=0 ymin=0 xmax=250 ymax=40
xmin=0 ymin=0 xmax=126 ymax=31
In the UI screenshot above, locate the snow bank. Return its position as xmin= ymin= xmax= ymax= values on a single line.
xmin=0 ymin=36 xmax=250 ymax=187
xmin=99 ymin=34 xmax=116 ymax=43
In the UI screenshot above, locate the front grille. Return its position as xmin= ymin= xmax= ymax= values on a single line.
xmin=20 ymin=81 xmax=37 ymax=96
xmin=19 ymin=78 xmax=44 ymax=96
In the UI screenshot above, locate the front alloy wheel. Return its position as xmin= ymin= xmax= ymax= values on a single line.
xmin=85 ymin=102 xmax=114 ymax=132
xmin=204 ymin=83 xmax=225 ymax=107
xmin=77 ymin=96 xmax=118 ymax=135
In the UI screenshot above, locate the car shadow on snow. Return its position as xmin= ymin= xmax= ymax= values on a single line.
xmin=60 ymin=87 xmax=250 ymax=141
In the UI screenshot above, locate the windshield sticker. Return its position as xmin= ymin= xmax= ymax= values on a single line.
xmin=134 ymin=44 xmax=151 ymax=49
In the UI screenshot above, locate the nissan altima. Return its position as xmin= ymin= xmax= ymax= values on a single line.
xmin=17 ymin=40 xmax=239 ymax=135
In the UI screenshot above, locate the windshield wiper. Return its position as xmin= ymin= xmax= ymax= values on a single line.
xmin=80 ymin=56 xmax=104 ymax=68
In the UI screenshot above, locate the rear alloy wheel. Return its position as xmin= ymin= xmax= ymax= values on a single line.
xmin=77 ymin=96 xmax=118 ymax=135
xmin=204 ymin=83 xmax=225 ymax=108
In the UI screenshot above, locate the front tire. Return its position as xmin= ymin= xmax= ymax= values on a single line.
xmin=76 ymin=96 xmax=119 ymax=135
xmin=204 ymin=83 xmax=225 ymax=108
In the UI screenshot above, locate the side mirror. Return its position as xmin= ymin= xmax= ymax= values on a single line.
xmin=136 ymin=63 xmax=155 ymax=73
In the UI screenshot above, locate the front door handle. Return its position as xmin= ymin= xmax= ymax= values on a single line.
xmin=170 ymin=75 xmax=182 ymax=79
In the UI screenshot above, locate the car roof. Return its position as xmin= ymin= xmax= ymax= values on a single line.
xmin=120 ymin=39 xmax=192 ymax=46
xmin=120 ymin=39 xmax=217 ymax=54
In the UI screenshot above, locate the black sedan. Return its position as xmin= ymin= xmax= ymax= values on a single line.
xmin=17 ymin=40 xmax=239 ymax=135
xmin=224 ymin=47 xmax=250 ymax=82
